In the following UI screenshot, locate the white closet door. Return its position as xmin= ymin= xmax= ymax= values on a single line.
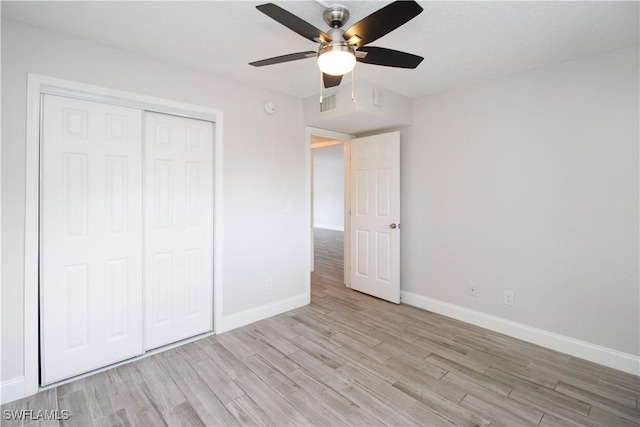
xmin=144 ymin=112 xmax=213 ymax=350
xmin=40 ymin=95 xmax=143 ymax=385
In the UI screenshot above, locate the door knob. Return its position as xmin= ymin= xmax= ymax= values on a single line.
xmin=389 ymin=223 xmax=397 ymax=229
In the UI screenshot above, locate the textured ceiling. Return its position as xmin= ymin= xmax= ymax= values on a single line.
xmin=2 ymin=1 xmax=638 ymax=99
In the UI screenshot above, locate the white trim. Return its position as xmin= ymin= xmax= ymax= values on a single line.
xmin=313 ymin=224 xmax=344 ymax=231
xmin=401 ymin=291 xmax=640 ymax=376
xmin=1 ymin=377 xmax=25 ymax=405
xmin=24 ymin=74 xmax=224 ymax=402
xmin=342 ymin=140 xmax=351 ymax=288
xmin=310 ymin=139 xmax=344 ymax=149
xmin=216 ymin=292 xmax=309 ymax=334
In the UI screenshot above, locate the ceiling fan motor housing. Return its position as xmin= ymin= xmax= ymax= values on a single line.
xmin=323 ymin=6 xmax=350 ymax=28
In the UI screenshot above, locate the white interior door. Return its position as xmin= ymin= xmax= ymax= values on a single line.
xmin=144 ymin=112 xmax=214 ymax=350
xmin=350 ymin=131 xmax=401 ymax=303
xmin=40 ymin=95 xmax=143 ymax=385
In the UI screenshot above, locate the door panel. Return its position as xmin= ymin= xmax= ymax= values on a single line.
xmin=144 ymin=112 xmax=213 ymax=350
xmin=40 ymin=95 xmax=143 ymax=385
xmin=350 ymin=132 xmax=401 ymax=303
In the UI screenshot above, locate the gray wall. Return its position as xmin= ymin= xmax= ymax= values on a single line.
xmin=1 ymin=19 xmax=307 ymax=382
xmin=313 ymin=145 xmax=344 ymax=231
xmin=402 ymin=46 xmax=639 ymax=356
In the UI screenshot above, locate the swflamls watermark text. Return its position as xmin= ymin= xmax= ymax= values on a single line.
xmin=3 ymin=409 xmax=70 ymax=421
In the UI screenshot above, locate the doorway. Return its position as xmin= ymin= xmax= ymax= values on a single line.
xmin=312 ymin=142 xmax=345 ymax=286
xmin=307 ymin=128 xmax=402 ymax=304
xmin=307 ymin=128 xmax=353 ymax=288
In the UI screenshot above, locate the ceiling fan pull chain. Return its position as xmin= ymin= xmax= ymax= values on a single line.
xmin=319 ymin=71 xmax=324 ymax=104
xmin=351 ymin=66 xmax=358 ymax=107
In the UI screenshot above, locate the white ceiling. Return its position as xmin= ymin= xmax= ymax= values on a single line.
xmin=2 ymin=1 xmax=638 ymax=99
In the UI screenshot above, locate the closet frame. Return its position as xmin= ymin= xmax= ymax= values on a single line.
xmin=23 ymin=74 xmax=224 ymax=396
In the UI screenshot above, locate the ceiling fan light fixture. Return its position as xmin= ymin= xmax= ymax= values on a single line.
xmin=317 ymin=44 xmax=356 ymax=76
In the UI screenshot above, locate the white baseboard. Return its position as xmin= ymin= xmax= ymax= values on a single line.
xmin=216 ymin=292 xmax=309 ymax=334
xmin=1 ymin=376 xmax=25 ymax=405
xmin=401 ymin=291 xmax=640 ymax=376
xmin=313 ymin=224 xmax=344 ymax=232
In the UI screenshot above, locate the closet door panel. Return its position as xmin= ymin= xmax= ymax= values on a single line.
xmin=40 ymin=95 xmax=143 ymax=385
xmin=144 ymin=112 xmax=213 ymax=350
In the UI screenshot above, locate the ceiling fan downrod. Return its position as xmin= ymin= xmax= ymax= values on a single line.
xmin=323 ymin=5 xmax=350 ymax=29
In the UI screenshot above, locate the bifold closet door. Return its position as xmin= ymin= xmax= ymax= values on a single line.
xmin=40 ymin=95 xmax=143 ymax=385
xmin=144 ymin=112 xmax=214 ymax=350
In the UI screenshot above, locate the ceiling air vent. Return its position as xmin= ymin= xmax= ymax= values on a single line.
xmin=320 ymin=94 xmax=337 ymax=113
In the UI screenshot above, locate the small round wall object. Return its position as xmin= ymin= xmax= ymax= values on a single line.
xmin=264 ymin=101 xmax=276 ymax=114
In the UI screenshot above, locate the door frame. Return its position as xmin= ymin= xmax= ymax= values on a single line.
xmin=305 ymin=127 xmax=354 ymax=286
xmin=24 ymin=74 xmax=224 ymax=397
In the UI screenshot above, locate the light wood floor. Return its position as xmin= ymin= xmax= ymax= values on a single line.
xmin=3 ymin=228 xmax=639 ymax=426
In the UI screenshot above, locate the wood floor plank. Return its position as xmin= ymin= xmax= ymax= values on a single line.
xmin=344 ymin=409 xmax=387 ymax=427
xmin=484 ymin=363 xmax=558 ymax=390
xmin=233 ymin=373 xmax=311 ymax=426
xmin=161 ymin=402 xmax=205 ymax=427
xmin=331 ymin=333 xmax=392 ymax=365
xmin=216 ymin=330 xmax=259 ymax=360
xmin=528 ymin=361 xmax=638 ymax=406
xmin=554 ymin=381 xmax=640 ymax=423
xmin=291 ymin=322 xmax=341 ymax=352
xmin=135 ymin=356 xmax=186 ymax=413
xmin=337 ymin=383 xmax=417 ymax=425
xmin=283 ymin=389 xmax=346 ymax=426
xmin=287 ymin=349 xmax=351 ymax=391
xmin=246 ymin=322 xmax=301 ymax=355
xmin=286 ymin=368 xmax=359 ymax=420
xmin=392 ymin=382 xmax=491 ymax=427
xmin=459 ymin=393 xmax=541 ymax=426
xmin=588 ymin=405 xmax=640 ymax=427
xmin=508 ymin=382 xmax=592 ymax=419
xmin=337 ymin=362 xmax=417 ymax=411
xmin=224 ymin=395 xmax=271 ymax=427
xmin=538 ymin=411 xmax=603 ymax=427
xmin=440 ymin=372 xmax=544 ymax=424
xmin=192 ymin=357 xmax=245 ymax=404
xmin=417 ymin=338 xmax=492 ymax=374
xmin=384 ymin=358 xmax=466 ymax=404
xmin=158 ymin=349 xmax=240 ymax=426
xmin=403 ymin=401 xmax=457 ymax=427
xmin=290 ymin=335 xmax=344 ymax=370
xmin=255 ymin=344 xmax=300 ymax=375
xmin=85 ymin=371 xmax=121 ymax=420
xmin=242 ymin=354 xmax=301 ymax=397
xmin=193 ymin=338 xmax=251 ymax=380
xmin=57 ymin=389 xmax=95 ymax=427
xmin=328 ymin=321 xmax=382 ymax=348
xmin=424 ymin=353 xmax=513 ymax=396
xmin=91 ymin=408 xmax=131 ymax=427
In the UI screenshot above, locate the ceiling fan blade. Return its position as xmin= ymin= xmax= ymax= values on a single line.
xmin=356 ymin=46 xmax=423 ymax=69
xmin=323 ymin=73 xmax=343 ymax=88
xmin=249 ymin=51 xmax=316 ymax=67
xmin=343 ymin=1 xmax=423 ymax=48
xmin=257 ymin=3 xmax=330 ymax=43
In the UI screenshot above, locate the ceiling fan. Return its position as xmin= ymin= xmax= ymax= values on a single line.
xmin=249 ymin=1 xmax=424 ymax=89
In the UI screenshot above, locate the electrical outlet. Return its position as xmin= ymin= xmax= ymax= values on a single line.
xmin=504 ymin=290 xmax=514 ymax=306
xmin=266 ymin=279 xmax=273 ymax=290
xmin=469 ymin=282 xmax=478 ymax=297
